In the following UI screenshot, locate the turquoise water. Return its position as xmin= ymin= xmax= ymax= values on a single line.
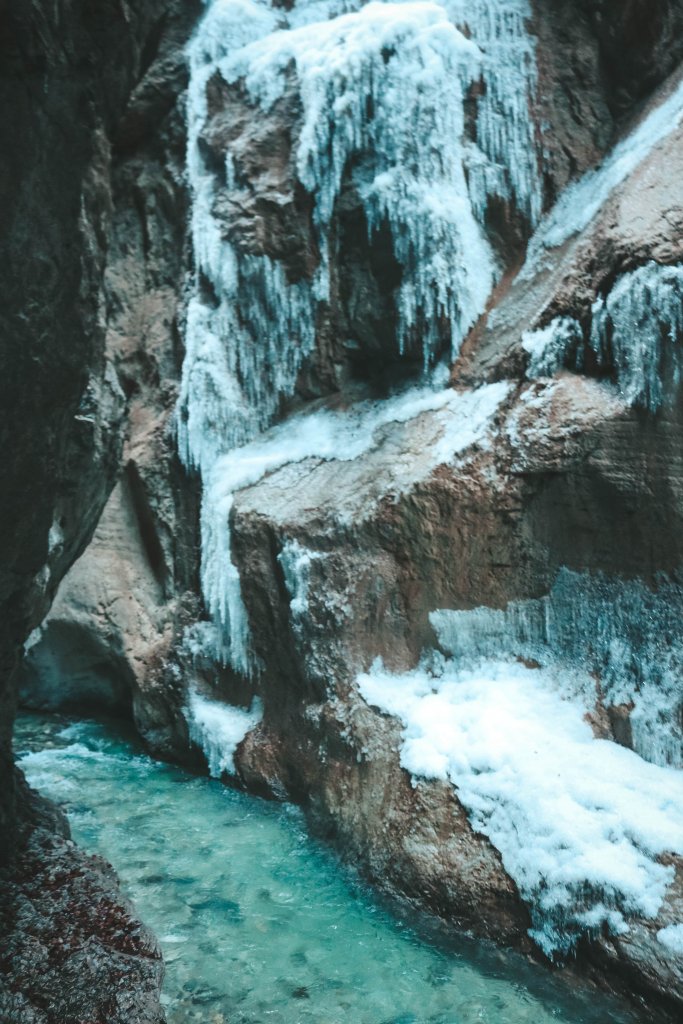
xmin=15 ymin=713 xmax=640 ymax=1024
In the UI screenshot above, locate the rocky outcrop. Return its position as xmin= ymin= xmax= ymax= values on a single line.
xmin=0 ymin=0 xmax=199 ymax=1019
xmin=0 ymin=779 xmax=164 ymax=1024
xmin=16 ymin=0 xmax=205 ymax=761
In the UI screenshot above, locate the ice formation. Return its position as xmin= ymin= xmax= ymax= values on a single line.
xmin=185 ymin=688 xmax=263 ymax=777
xmin=359 ymin=656 xmax=683 ymax=957
xmin=278 ymin=540 xmax=324 ymax=623
xmin=589 ymin=262 xmax=683 ymax=409
xmin=523 ymin=77 xmax=683 ymax=274
xmin=521 ymin=317 xmax=582 ymax=378
xmin=523 ymin=262 xmax=683 ymax=410
xmin=201 ymin=379 xmax=510 ymax=673
xmin=431 ymin=568 xmax=683 ymax=769
xmin=178 ymin=0 xmax=541 ymax=677
xmin=657 ymin=924 xmax=683 ymax=955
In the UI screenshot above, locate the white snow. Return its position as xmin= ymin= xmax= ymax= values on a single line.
xmin=359 ymin=656 xmax=683 ymax=958
xmin=523 ymin=78 xmax=683 ymax=274
xmin=431 ymin=568 xmax=683 ymax=770
xmin=185 ymin=688 xmax=263 ymax=777
xmin=657 ymin=923 xmax=683 ymax=955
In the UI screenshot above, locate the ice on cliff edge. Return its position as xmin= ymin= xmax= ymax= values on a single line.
xmin=359 ymin=567 xmax=683 ymax=958
xmin=359 ymin=655 xmax=683 ymax=959
xmin=523 ymin=262 xmax=683 ymax=410
xmin=177 ymin=0 xmax=540 ymax=678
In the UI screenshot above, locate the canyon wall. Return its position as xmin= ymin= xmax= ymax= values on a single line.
xmin=0 ymin=0 xmax=199 ymax=1018
xmin=9 ymin=0 xmax=683 ymax=1019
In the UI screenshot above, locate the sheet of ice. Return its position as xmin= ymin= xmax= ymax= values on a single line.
xmin=202 ymin=380 xmax=510 ymax=673
xmin=185 ymin=688 xmax=263 ymax=777
xmin=431 ymin=568 xmax=683 ymax=769
xmin=359 ymin=656 xmax=683 ymax=957
xmin=523 ymin=78 xmax=683 ymax=275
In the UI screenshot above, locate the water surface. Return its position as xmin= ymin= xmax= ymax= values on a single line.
xmin=15 ymin=712 xmax=641 ymax=1024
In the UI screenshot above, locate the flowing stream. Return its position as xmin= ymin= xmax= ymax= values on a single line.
xmin=15 ymin=712 xmax=641 ymax=1024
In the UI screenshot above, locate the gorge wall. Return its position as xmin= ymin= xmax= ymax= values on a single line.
xmin=6 ymin=0 xmax=683 ymax=1019
xmin=0 ymin=1 xmax=199 ymax=1019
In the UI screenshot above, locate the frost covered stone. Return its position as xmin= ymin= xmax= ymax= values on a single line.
xmin=359 ymin=657 xmax=683 ymax=958
xmin=199 ymin=379 xmax=509 ymax=673
xmin=523 ymin=263 xmax=683 ymax=410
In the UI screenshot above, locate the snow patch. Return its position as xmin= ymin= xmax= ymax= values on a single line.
xmin=359 ymin=656 xmax=683 ymax=957
xmin=431 ymin=569 xmax=683 ymax=769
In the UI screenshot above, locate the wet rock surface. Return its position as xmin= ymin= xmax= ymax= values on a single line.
xmin=0 ymin=0 xmax=198 ymax=1019
xmin=0 ymin=778 xmax=164 ymax=1024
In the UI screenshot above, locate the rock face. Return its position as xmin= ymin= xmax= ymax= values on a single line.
xmin=0 ymin=780 xmax=164 ymax=1024
xmin=13 ymin=0 xmax=683 ymax=1020
xmin=0 ymin=0 xmax=199 ymax=1019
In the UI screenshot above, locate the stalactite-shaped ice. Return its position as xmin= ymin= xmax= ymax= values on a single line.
xmin=589 ymin=261 xmax=683 ymax=409
xmin=522 ymin=262 xmax=683 ymax=409
xmin=431 ymin=568 xmax=683 ymax=769
xmin=178 ymin=0 xmax=541 ymax=675
xmin=445 ymin=0 xmax=541 ymax=226
xmin=222 ymin=2 xmax=494 ymax=363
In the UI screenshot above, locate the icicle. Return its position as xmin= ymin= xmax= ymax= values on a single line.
xmin=523 ymin=262 xmax=683 ymax=409
xmin=177 ymin=0 xmax=541 ymax=675
xmin=431 ymin=567 xmax=683 ymax=769
xmin=590 ymin=261 xmax=683 ymax=409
